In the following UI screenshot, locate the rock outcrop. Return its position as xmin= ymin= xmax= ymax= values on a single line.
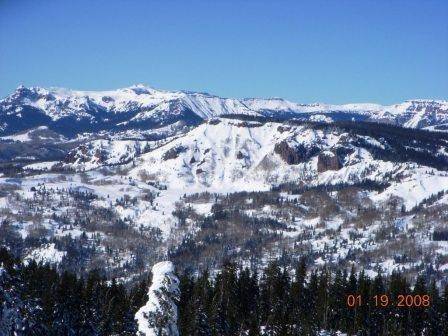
xmin=317 ymin=151 xmax=342 ymax=172
xmin=274 ymin=141 xmax=319 ymax=165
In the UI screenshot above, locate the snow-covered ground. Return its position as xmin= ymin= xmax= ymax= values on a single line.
xmin=24 ymin=243 xmax=66 ymax=265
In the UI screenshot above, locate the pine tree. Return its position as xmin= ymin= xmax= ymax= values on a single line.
xmin=389 ymin=271 xmax=412 ymax=335
xmin=369 ymin=272 xmax=385 ymax=335
xmin=303 ymin=270 xmax=319 ymax=335
xmin=2 ymin=246 xmax=448 ymax=336
xmin=236 ymin=267 xmax=259 ymax=333
xmin=0 ymin=264 xmax=25 ymax=335
xmin=442 ymin=284 xmax=448 ymax=334
xmin=177 ymin=272 xmax=194 ymax=335
xmin=179 ymin=269 xmax=212 ymax=336
xmin=101 ymin=279 xmax=136 ymax=335
xmin=426 ymin=280 xmax=441 ymax=335
xmin=345 ymin=266 xmax=357 ymax=335
xmin=410 ymin=275 xmax=427 ymax=335
xmin=316 ymin=268 xmax=330 ymax=331
xmin=21 ymin=261 xmax=58 ymax=333
xmin=355 ymin=271 xmax=370 ymax=333
xmin=210 ymin=262 xmax=239 ymax=336
xmin=327 ymin=270 xmax=347 ymax=332
xmin=130 ymin=277 xmax=149 ymax=313
xmin=135 ymin=261 xmax=180 ymax=336
xmin=290 ymin=258 xmax=306 ymax=335
xmin=53 ymin=271 xmax=83 ymax=335
xmin=80 ymin=270 xmax=106 ymax=335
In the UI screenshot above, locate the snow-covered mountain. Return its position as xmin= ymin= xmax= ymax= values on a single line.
xmin=125 ymin=118 xmax=448 ymax=208
xmin=1 ymin=84 xmax=447 ymax=137
xmin=1 ymin=84 xmax=448 ymax=286
xmin=1 ymin=114 xmax=448 ymax=285
xmin=54 ymin=117 xmax=448 ymax=211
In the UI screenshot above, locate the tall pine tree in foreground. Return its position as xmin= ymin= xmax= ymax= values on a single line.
xmin=135 ymin=261 xmax=180 ymax=336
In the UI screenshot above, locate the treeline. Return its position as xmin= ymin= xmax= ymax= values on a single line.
xmin=272 ymin=180 xmax=391 ymax=194
xmin=0 ymin=248 xmax=147 ymax=335
xmin=2 ymin=247 xmax=448 ymax=336
xmin=179 ymin=260 xmax=448 ymax=336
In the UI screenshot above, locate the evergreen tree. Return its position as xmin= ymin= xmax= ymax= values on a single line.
xmin=327 ymin=270 xmax=347 ymax=332
xmin=345 ymin=266 xmax=357 ymax=335
xmin=135 ymin=261 xmax=180 ymax=336
xmin=303 ymin=270 xmax=319 ymax=335
xmin=1 ymin=248 xmax=447 ymax=336
xmin=387 ymin=271 xmax=410 ymax=335
xmin=369 ymin=272 xmax=385 ymax=335
xmin=177 ymin=272 xmax=194 ymax=335
xmin=80 ymin=270 xmax=106 ymax=335
xmin=210 ymin=262 xmax=239 ymax=336
xmin=316 ymin=268 xmax=329 ymax=331
xmin=426 ymin=280 xmax=441 ymax=336
xmin=53 ymin=271 xmax=83 ymax=335
xmin=236 ymin=267 xmax=259 ymax=333
xmin=290 ymin=258 xmax=307 ymax=335
xmin=0 ymin=264 xmax=25 ymax=335
xmin=101 ymin=279 xmax=136 ymax=335
xmin=410 ymin=275 xmax=427 ymax=335
xmin=130 ymin=277 xmax=149 ymax=314
xmin=442 ymin=284 xmax=448 ymax=334
xmin=355 ymin=271 xmax=370 ymax=333
xmin=259 ymin=261 xmax=292 ymax=335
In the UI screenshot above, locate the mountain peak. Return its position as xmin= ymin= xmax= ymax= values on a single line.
xmin=1 ymin=84 xmax=448 ymax=137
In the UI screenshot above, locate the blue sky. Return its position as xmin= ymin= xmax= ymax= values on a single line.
xmin=1 ymin=0 xmax=447 ymax=103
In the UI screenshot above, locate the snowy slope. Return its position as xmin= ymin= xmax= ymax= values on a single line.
xmin=122 ymin=118 xmax=448 ymax=210
xmin=2 ymin=114 xmax=448 ymax=283
xmin=24 ymin=243 xmax=66 ymax=265
xmin=5 ymin=116 xmax=447 ymax=239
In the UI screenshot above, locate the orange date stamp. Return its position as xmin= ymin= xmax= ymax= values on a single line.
xmin=346 ymin=294 xmax=431 ymax=308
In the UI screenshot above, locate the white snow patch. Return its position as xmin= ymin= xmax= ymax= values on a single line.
xmin=24 ymin=243 xmax=66 ymax=265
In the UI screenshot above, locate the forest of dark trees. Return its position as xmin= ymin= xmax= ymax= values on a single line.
xmin=178 ymin=260 xmax=448 ymax=336
xmin=1 ymin=248 xmax=448 ymax=336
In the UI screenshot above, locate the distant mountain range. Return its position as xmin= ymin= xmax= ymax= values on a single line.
xmin=1 ymin=84 xmax=447 ymax=137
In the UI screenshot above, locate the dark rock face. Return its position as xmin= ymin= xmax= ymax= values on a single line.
xmin=317 ymin=151 xmax=342 ymax=172
xmin=208 ymin=119 xmax=221 ymax=125
xmin=162 ymin=146 xmax=188 ymax=161
xmin=274 ymin=141 xmax=319 ymax=165
xmin=274 ymin=141 xmax=302 ymax=164
xmin=234 ymin=121 xmax=263 ymax=128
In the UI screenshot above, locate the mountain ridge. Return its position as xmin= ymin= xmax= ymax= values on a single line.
xmin=1 ymin=84 xmax=448 ymax=137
